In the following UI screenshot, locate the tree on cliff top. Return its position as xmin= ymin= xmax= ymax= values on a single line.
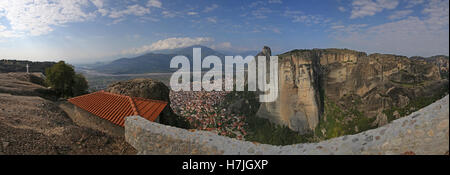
xmin=45 ymin=61 xmax=88 ymax=98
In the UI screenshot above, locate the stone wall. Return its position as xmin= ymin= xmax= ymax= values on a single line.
xmin=125 ymin=95 xmax=449 ymax=155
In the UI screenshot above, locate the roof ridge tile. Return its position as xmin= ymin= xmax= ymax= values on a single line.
xmin=68 ymin=91 xmax=167 ymax=127
xmin=128 ymin=96 xmax=139 ymax=116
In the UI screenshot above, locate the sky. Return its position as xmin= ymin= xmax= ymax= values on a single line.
xmin=0 ymin=0 xmax=449 ymax=64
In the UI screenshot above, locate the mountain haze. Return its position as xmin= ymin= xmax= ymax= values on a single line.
xmin=95 ymin=45 xmax=226 ymax=74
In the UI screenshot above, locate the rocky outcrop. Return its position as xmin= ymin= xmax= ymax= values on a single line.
xmin=257 ymin=48 xmax=322 ymax=134
xmin=255 ymin=47 xmax=449 ymax=134
xmin=411 ymin=55 xmax=449 ymax=79
xmin=106 ymin=78 xmax=190 ymax=129
xmin=106 ymin=78 xmax=171 ymax=102
xmin=0 ymin=72 xmax=57 ymax=100
xmin=0 ymin=82 xmax=136 ymax=155
xmin=125 ymin=95 xmax=449 ymax=155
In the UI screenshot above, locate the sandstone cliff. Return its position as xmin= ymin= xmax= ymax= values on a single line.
xmin=256 ymin=48 xmax=449 ymax=136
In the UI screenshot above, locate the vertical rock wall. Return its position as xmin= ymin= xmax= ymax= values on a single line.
xmin=255 ymin=48 xmax=447 ymax=134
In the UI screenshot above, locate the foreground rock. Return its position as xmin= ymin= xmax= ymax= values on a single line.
xmin=0 ymin=93 xmax=136 ymax=155
xmin=106 ymin=78 xmax=190 ymax=128
xmin=0 ymin=73 xmax=56 ymax=100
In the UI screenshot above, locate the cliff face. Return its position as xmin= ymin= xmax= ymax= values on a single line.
xmin=411 ymin=55 xmax=449 ymax=79
xmin=256 ymin=48 xmax=449 ymax=135
xmin=257 ymin=49 xmax=322 ymax=133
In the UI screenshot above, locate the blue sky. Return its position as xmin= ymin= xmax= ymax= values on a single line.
xmin=0 ymin=0 xmax=449 ymax=64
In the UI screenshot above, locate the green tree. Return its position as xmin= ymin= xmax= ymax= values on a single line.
xmin=45 ymin=61 xmax=88 ymax=98
xmin=73 ymin=73 xmax=89 ymax=96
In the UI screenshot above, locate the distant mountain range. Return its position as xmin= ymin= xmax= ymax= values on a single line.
xmin=94 ymin=45 xmax=256 ymax=74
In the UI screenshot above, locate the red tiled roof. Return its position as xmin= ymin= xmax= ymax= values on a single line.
xmin=68 ymin=91 xmax=167 ymax=127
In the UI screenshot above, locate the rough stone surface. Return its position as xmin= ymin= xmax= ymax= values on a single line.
xmin=125 ymin=95 xmax=449 ymax=155
xmin=255 ymin=48 xmax=448 ymax=133
xmin=106 ymin=78 xmax=189 ymax=128
xmin=106 ymin=78 xmax=170 ymax=102
xmin=0 ymin=72 xmax=57 ymax=100
xmin=0 ymin=93 xmax=136 ymax=155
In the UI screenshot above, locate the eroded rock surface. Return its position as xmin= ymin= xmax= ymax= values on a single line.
xmin=106 ymin=78 xmax=190 ymax=128
xmin=256 ymin=48 xmax=448 ymax=134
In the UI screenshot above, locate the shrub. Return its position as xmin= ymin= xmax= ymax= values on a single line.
xmin=45 ymin=61 xmax=88 ymax=98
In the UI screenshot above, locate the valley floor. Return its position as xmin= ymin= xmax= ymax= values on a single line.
xmin=169 ymin=90 xmax=248 ymax=140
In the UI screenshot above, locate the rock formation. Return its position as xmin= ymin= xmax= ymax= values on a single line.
xmin=106 ymin=78 xmax=171 ymax=102
xmin=255 ymin=47 xmax=449 ymax=135
xmin=106 ymin=78 xmax=190 ymax=129
xmin=411 ymin=55 xmax=449 ymax=79
xmin=256 ymin=47 xmax=322 ymax=133
xmin=0 ymin=72 xmax=57 ymax=100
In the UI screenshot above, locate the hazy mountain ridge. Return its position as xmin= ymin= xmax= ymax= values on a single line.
xmin=94 ymin=45 xmax=227 ymax=74
xmin=95 ymin=53 xmax=177 ymax=74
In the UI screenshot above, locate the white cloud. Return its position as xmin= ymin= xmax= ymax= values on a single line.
xmin=211 ymin=42 xmax=232 ymax=50
xmin=252 ymin=7 xmax=272 ymax=19
xmin=406 ymin=0 xmax=424 ymax=8
xmin=0 ymin=0 xmax=95 ymax=38
xmin=187 ymin=11 xmax=198 ymax=16
xmin=350 ymin=0 xmax=399 ymax=19
xmin=388 ymin=10 xmax=413 ymax=20
xmin=162 ymin=11 xmax=178 ymax=18
xmin=203 ymin=4 xmax=218 ymax=13
xmin=268 ymin=0 xmax=282 ymax=4
xmin=293 ymin=15 xmax=330 ymax=25
xmin=331 ymin=24 xmax=368 ymax=33
xmin=333 ymin=0 xmax=449 ymax=56
xmin=122 ymin=37 xmax=214 ymax=55
xmin=0 ymin=0 xmax=164 ymax=38
xmin=147 ymin=0 xmax=162 ymax=8
xmin=271 ymin=28 xmax=281 ymax=34
xmin=284 ymin=10 xmax=331 ymax=25
xmin=206 ymin=17 xmax=217 ymax=23
xmin=90 ymin=0 xmax=108 ymax=16
xmin=422 ymin=0 xmax=449 ymax=28
xmin=338 ymin=6 xmax=347 ymax=12
xmin=252 ymin=25 xmax=281 ymax=34
xmin=109 ymin=4 xmax=150 ymax=19
xmin=90 ymin=0 xmax=104 ymax=8
xmin=249 ymin=1 xmax=265 ymax=8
